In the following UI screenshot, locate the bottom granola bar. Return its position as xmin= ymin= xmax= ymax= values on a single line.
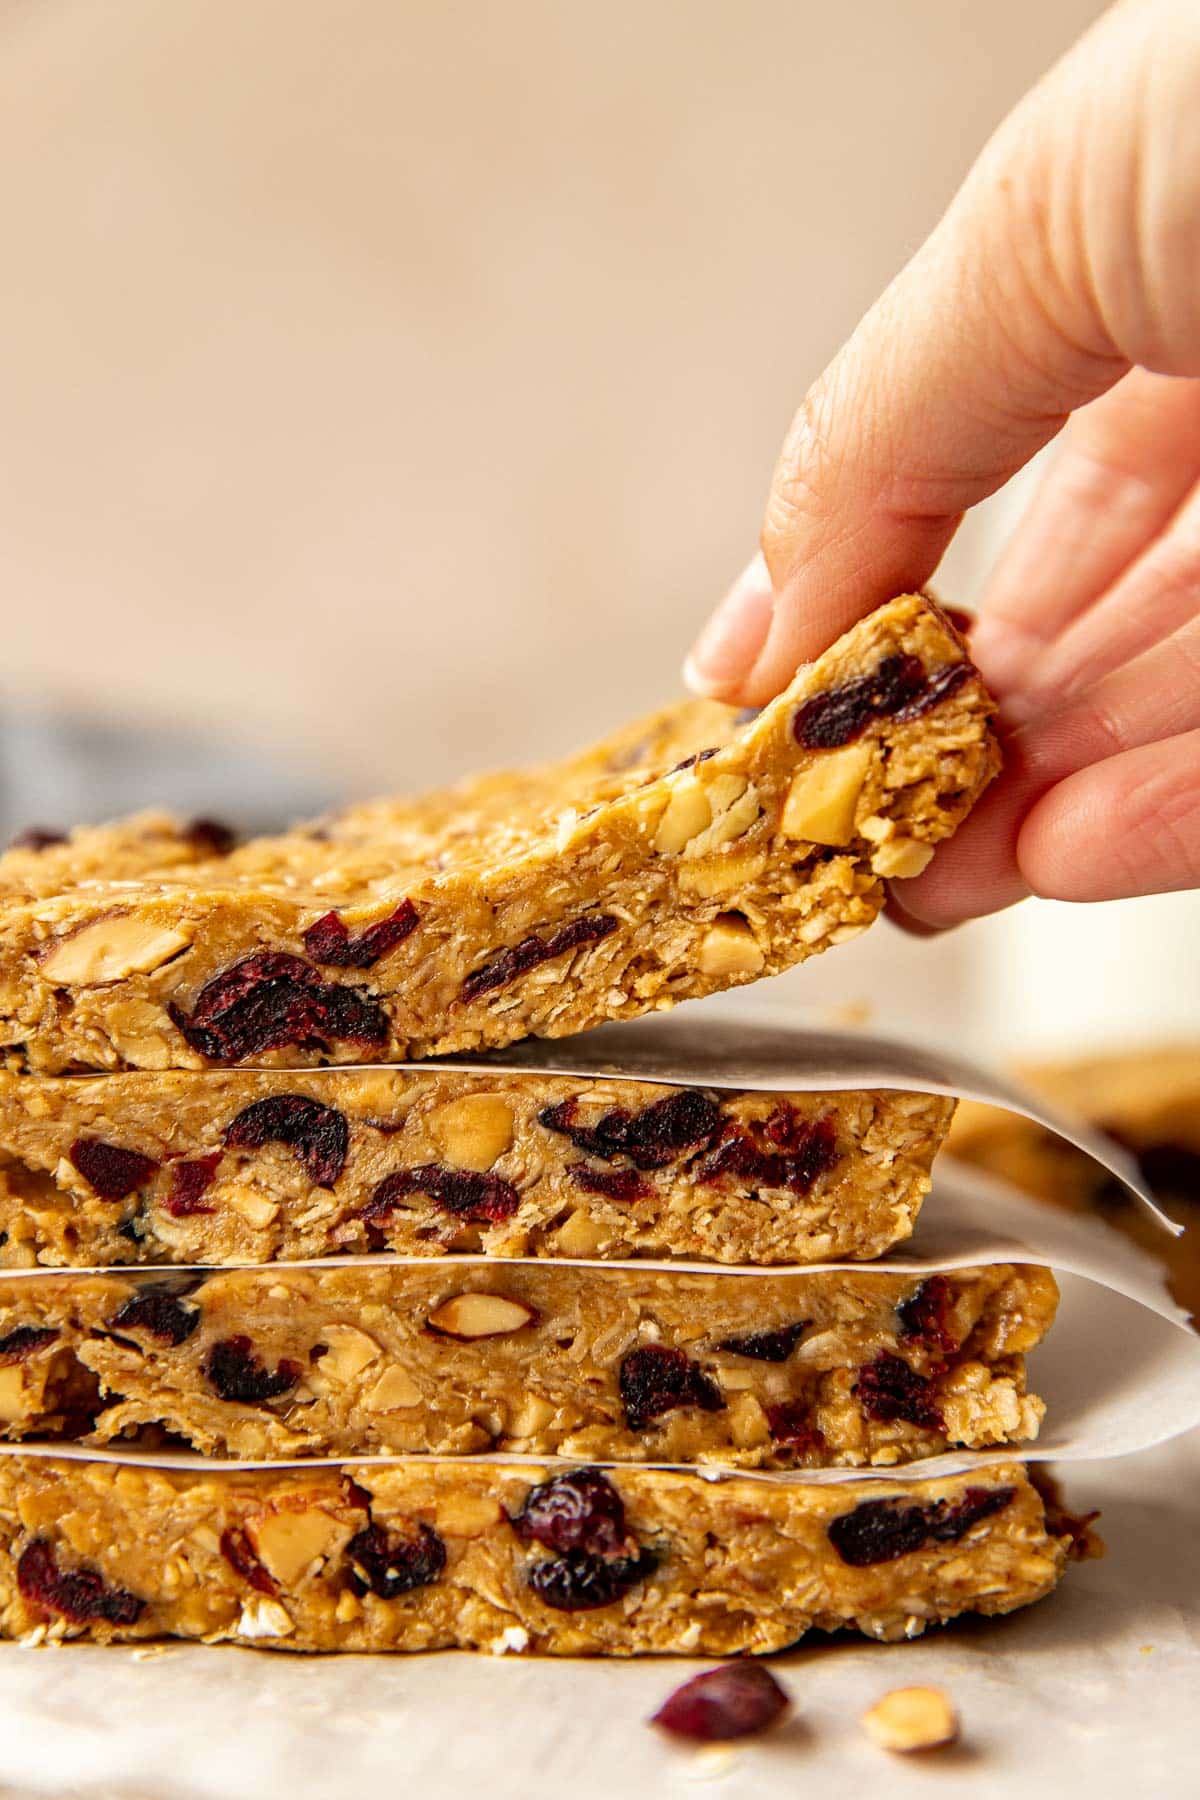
xmin=0 ymin=1457 xmax=1077 ymax=1655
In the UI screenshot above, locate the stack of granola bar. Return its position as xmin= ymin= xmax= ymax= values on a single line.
xmin=0 ymin=595 xmax=1086 ymax=1655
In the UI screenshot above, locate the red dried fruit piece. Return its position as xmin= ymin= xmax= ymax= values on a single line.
xmin=527 ymin=1547 xmax=657 ymax=1612
xmin=224 ymin=1095 xmax=349 ymax=1188
xmin=345 ymin=1521 xmax=446 ymax=1598
xmin=539 ymin=1090 xmax=722 ymax=1171
xmin=461 ymin=914 xmax=619 ymax=1003
xmin=653 ymin=1663 xmax=790 ymax=1742
xmin=718 ymin=1321 xmax=810 ymax=1362
xmin=169 ymin=952 xmax=388 ymax=1063
xmin=303 ymin=899 xmax=419 ymax=969
xmin=8 ymin=826 xmax=67 ymax=852
xmin=697 ymin=1108 xmax=838 ymax=1197
xmin=203 ymin=1335 xmax=302 ymax=1405
xmin=828 ymin=1484 xmax=1015 ymax=1567
xmin=619 ymin=1345 xmax=725 ymax=1432
xmin=765 ymin=1403 xmax=827 ymax=1457
xmin=792 ymin=653 xmax=969 ymax=750
xmin=164 ymin=1152 xmax=222 ymax=1218
xmin=567 ymin=1163 xmax=651 ymax=1202
xmin=855 ymin=1352 xmax=945 ymax=1431
xmin=0 ymin=1325 xmax=60 ymax=1363
xmin=896 ymin=1275 xmax=960 ymax=1354
xmin=363 ymin=1164 xmax=520 ymax=1232
xmin=220 ymin=1526 xmax=279 ymax=1596
xmin=69 ymin=1138 xmax=160 ymax=1202
xmin=510 ymin=1469 xmax=630 ymax=1559
xmin=183 ymin=817 xmax=238 ymax=856
xmin=16 ymin=1539 xmax=143 ymax=1626
xmin=110 ymin=1287 xmax=200 ymax=1346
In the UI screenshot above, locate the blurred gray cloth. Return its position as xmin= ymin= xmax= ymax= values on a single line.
xmin=0 ymin=702 xmax=337 ymax=845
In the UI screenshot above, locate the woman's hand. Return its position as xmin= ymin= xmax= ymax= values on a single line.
xmin=685 ymin=0 xmax=1200 ymax=928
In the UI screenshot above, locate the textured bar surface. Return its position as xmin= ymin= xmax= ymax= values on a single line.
xmin=0 ymin=1068 xmax=954 ymax=1267
xmin=0 ymin=1457 xmax=1072 ymax=1655
xmin=0 ymin=1261 xmax=1055 ymax=1466
xmin=0 ymin=596 xmax=997 ymax=1073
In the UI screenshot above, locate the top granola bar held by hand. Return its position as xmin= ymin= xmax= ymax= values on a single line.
xmin=0 ymin=595 xmax=998 ymax=1074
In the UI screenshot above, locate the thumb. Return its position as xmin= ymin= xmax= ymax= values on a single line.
xmin=687 ymin=0 xmax=1200 ymax=703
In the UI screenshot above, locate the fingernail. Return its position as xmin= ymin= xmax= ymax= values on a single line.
xmin=684 ymin=554 xmax=774 ymax=697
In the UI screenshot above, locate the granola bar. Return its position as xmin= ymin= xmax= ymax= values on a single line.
xmin=949 ymin=1044 xmax=1200 ymax=1321
xmin=0 ymin=1457 xmax=1075 ymax=1654
xmin=0 ymin=1068 xmax=954 ymax=1267
xmin=0 ymin=596 xmax=998 ymax=1073
xmin=0 ymin=1261 xmax=1054 ymax=1466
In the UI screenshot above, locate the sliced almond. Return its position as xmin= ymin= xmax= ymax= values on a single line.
xmin=246 ymin=1506 xmax=346 ymax=1587
xmin=682 ymin=776 xmax=762 ymax=858
xmin=653 ymin=779 xmax=712 ymax=855
xmin=0 ymin=1364 xmax=29 ymax=1422
xmin=426 ymin=1292 xmax=538 ymax=1340
xmin=314 ymin=1325 xmax=381 ymax=1384
xmin=870 ymin=837 xmax=934 ymax=879
xmin=779 ymin=741 xmax=872 ymax=846
xmin=507 ymin=1392 xmax=557 ymax=1438
xmin=552 ymin=1209 xmax=610 ymax=1256
xmin=39 ymin=916 xmax=192 ymax=986
xmin=678 ymin=848 xmax=767 ymax=898
xmin=698 ymin=913 xmax=764 ymax=977
xmin=428 ymin=1095 xmax=514 ymax=1171
xmin=223 ymin=1185 xmax=280 ymax=1230
xmin=861 ymin=1686 xmax=959 ymax=1753
xmin=364 ymin=1365 xmax=422 ymax=1411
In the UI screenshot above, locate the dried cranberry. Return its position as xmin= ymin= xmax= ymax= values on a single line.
xmin=717 ymin=1321 xmax=809 ymax=1362
xmin=169 ymin=952 xmax=388 ymax=1062
xmin=461 ymin=914 xmax=619 ymax=1002
xmin=203 ymin=1335 xmax=302 ymax=1405
xmin=567 ymin=1163 xmax=650 ymax=1202
xmin=363 ymin=1165 xmax=520 ymax=1231
xmin=930 ymin=1485 xmax=1017 ymax=1543
xmin=220 ymin=1527 xmax=279 ymax=1596
xmin=345 ymin=1522 xmax=446 ymax=1598
xmin=303 ymin=900 xmax=419 ymax=969
xmin=668 ymin=748 xmax=719 ymax=773
xmin=827 ymin=1484 xmax=1014 ymax=1567
xmin=16 ymin=1540 xmax=143 ymax=1626
xmin=69 ymin=1139 xmax=159 ymax=1201
xmin=792 ymin=653 xmax=967 ymax=750
xmin=184 ymin=817 xmax=238 ymax=856
xmin=619 ymin=1345 xmax=725 ymax=1432
xmin=110 ymin=1287 xmax=200 ymax=1346
xmin=164 ymin=1153 xmax=222 ymax=1217
xmin=0 ymin=1325 xmax=59 ymax=1363
xmin=528 ymin=1548 xmax=657 ymax=1612
xmin=510 ymin=1469 xmax=630 ymax=1558
xmin=855 ymin=1352 xmax=945 ymax=1431
xmin=697 ymin=1109 xmax=838 ymax=1196
xmin=896 ymin=1275 xmax=960 ymax=1353
xmin=539 ymin=1090 xmax=722 ymax=1171
xmin=827 ymin=1497 xmax=932 ymax=1566
xmin=893 ymin=660 xmax=970 ymax=720
xmin=224 ymin=1095 xmax=349 ymax=1188
xmin=765 ymin=1403 xmax=827 ymax=1455
xmin=653 ymin=1664 xmax=790 ymax=1742
xmin=8 ymin=827 xmax=67 ymax=852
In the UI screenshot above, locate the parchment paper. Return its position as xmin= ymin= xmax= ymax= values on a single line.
xmin=461 ymin=1012 xmax=1181 ymax=1232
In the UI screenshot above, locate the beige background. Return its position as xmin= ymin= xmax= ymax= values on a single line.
xmin=0 ymin=0 xmax=1195 ymax=1050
